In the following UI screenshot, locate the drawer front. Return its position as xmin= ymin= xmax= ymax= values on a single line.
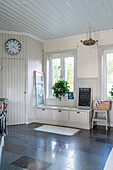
xmin=52 ymin=110 xmax=68 ymax=121
xmin=69 ymin=111 xmax=88 ymax=123
xmin=37 ymin=109 xmax=51 ymax=120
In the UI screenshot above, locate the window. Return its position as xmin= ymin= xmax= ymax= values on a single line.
xmin=34 ymin=71 xmax=44 ymax=106
xmin=46 ymin=52 xmax=75 ymax=98
xmin=64 ymin=57 xmax=74 ymax=92
xmin=52 ymin=58 xmax=61 ymax=85
xmin=102 ymin=49 xmax=113 ymax=99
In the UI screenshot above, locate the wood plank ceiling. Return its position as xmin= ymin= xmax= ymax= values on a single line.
xmin=0 ymin=0 xmax=113 ymax=41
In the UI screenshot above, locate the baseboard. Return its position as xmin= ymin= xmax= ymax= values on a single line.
xmin=6 ymin=120 xmax=113 ymax=128
xmin=25 ymin=119 xmax=34 ymax=124
xmin=7 ymin=122 xmax=26 ymax=126
xmin=33 ymin=119 xmax=90 ymax=130
xmin=7 ymin=119 xmax=34 ymax=125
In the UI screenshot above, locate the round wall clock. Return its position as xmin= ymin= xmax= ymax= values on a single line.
xmin=5 ymin=39 xmax=21 ymax=55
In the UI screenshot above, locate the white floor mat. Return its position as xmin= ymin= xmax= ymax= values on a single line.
xmin=104 ymin=148 xmax=113 ymax=170
xmin=34 ymin=125 xmax=80 ymax=136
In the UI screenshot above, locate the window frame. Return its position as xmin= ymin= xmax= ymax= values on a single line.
xmin=63 ymin=55 xmax=74 ymax=92
xmin=101 ymin=48 xmax=113 ymax=100
xmin=45 ymin=50 xmax=77 ymax=99
xmin=49 ymin=55 xmax=62 ymax=97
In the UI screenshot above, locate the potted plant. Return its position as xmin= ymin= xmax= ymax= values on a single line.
xmin=52 ymin=80 xmax=70 ymax=101
xmin=109 ymin=85 xmax=113 ymax=98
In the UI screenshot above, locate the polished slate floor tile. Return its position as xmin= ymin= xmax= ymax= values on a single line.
xmin=21 ymin=148 xmax=45 ymax=159
xmin=0 ymin=162 xmax=28 ymax=170
xmin=4 ymin=143 xmax=27 ymax=154
xmin=47 ymin=164 xmax=72 ymax=170
xmin=70 ymin=159 xmax=104 ymax=170
xmin=39 ymin=152 xmax=74 ymax=168
xmin=0 ymin=124 xmax=113 ymax=170
xmin=12 ymin=156 xmax=51 ymax=170
xmin=4 ymin=135 xmax=30 ymax=147
xmin=12 ymin=156 xmax=35 ymax=169
xmin=53 ymin=149 xmax=75 ymax=158
xmin=1 ymin=151 xmax=22 ymax=164
xmin=73 ymin=150 xmax=108 ymax=165
xmin=95 ymin=137 xmax=113 ymax=144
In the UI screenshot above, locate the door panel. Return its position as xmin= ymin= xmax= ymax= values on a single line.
xmin=1 ymin=58 xmax=26 ymax=125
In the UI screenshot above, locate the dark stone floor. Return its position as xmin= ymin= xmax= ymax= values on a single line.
xmin=0 ymin=123 xmax=113 ymax=170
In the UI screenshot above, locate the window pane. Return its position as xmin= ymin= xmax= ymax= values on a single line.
xmin=69 ymin=84 xmax=73 ymax=92
xmin=66 ymin=70 xmax=74 ymax=83
xmin=52 ymin=58 xmax=61 ymax=70
xmin=52 ymin=58 xmax=61 ymax=85
xmin=107 ymin=83 xmax=113 ymax=97
xmin=107 ymin=53 xmax=113 ymax=97
xmin=53 ymin=71 xmax=60 ymax=85
xmin=65 ymin=57 xmax=74 ymax=70
xmin=65 ymin=57 xmax=74 ymax=92
xmin=107 ymin=53 xmax=113 ymax=67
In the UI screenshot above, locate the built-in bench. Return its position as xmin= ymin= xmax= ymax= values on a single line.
xmin=33 ymin=105 xmax=92 ymax=129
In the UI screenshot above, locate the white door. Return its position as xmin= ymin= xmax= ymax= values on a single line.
xmin=0 ymin=58 xmax=26 ymax=125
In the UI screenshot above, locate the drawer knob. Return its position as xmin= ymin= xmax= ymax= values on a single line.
xmin=77 ymin=111 xmax=80 ymax=114
xmin=42 ymin=109 xmax=45 ymax=111
xmin=58 ymin=110 xmax=61 ymax=112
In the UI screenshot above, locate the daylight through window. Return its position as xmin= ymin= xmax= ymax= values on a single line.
xmin=47 ymin=52 xmax=75 ymax=98
xmin=102 ymin=49 xmax=113 ymax=99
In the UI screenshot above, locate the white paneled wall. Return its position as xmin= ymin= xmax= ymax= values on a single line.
xmin=2 ymin=59 xmax=26 ymax=125
xmin=25 ymin=36 xmax=43 ymax=124
xmin=1 ymin=34 xmax=25 ymax=60
xmin=0 ymin=34 xmax=26 ymax=125
xmin=77 ymin=78 xmax=101 ymax=100
xmin=42 ymin=30 xmax=113 ymax=126
xmin=0 ymin=33 xmax=43 ymax=125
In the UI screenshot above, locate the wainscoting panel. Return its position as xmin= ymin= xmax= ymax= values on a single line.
xmin=77 ymin=78 xmax=101 ymax=100
xmin=1 ymin=58 xmax=26 ymax=125
xmin=0 ymin=34 xmax=26 ymax=125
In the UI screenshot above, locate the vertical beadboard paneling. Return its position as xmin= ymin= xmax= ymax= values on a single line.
xmin=0 ymin=33 xmax=43 ymax=125
xmin=1 ymin=58 xmax=25 ymax=125
xmin=0 ymin=33 xmax=26 ymax=125
xmin=2 ymin=34 xmax=25 ymax=60
xmin=77 ymin=78 xmax=101 ymax=100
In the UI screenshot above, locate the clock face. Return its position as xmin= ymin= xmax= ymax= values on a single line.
xmin=5 ymin=39 xmax=21 ymax=55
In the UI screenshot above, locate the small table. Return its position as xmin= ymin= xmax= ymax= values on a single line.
xmin=92 ymin=110 xmax=109 ymax=130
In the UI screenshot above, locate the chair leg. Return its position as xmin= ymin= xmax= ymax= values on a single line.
xmin=92 ymin=110 xmax=96 ymax=129
xmin=92 ymin=120 xmax=94 ymax=129
xmin=105 ymin=111 xmax=108 ymax=131
xmin=93 ymin=110 xmax=96 ymax=118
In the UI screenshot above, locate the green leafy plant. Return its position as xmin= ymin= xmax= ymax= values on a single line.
xmin=109 ymin=85 xmax=113 ymax=97
xmin=52 ymin=80 xmax=70 ymax=101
